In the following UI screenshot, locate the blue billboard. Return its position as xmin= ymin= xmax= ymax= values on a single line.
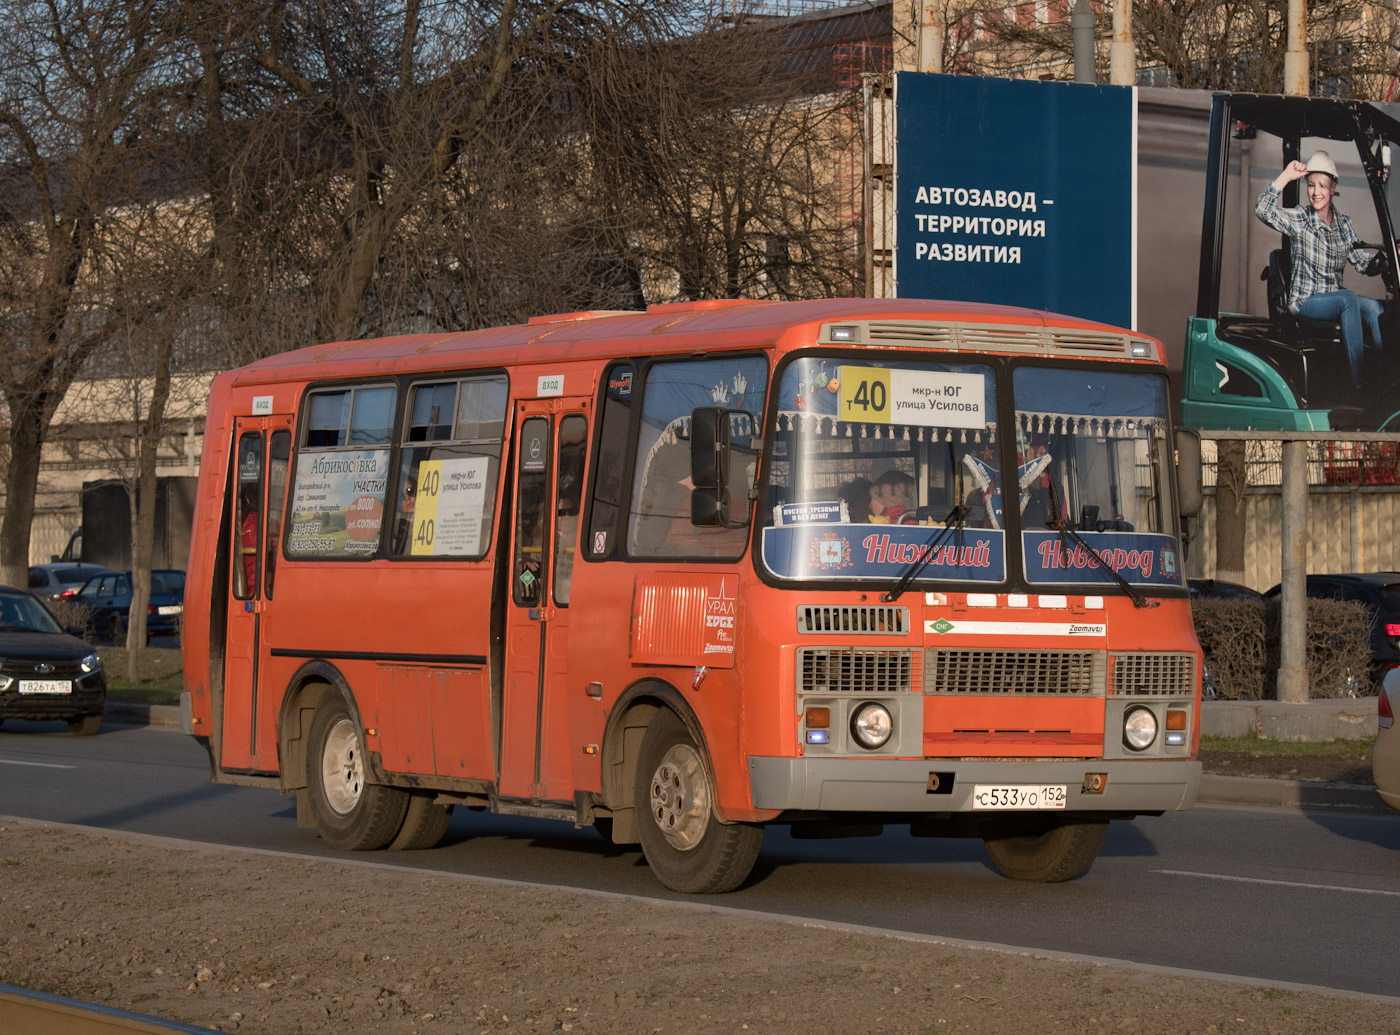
xmin=895 ymin=73 xmax=1135 ymax=329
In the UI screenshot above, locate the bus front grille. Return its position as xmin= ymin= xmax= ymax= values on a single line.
xmin=797 ymin=648 xmax=917 ymax=694
xmin=796 ymin=605 xmax=908 ymax=635
xmin=924 ymin=649 xmax=1104 ymax=696
xmin=1109 ymin=652 xmax=1196 ymax=696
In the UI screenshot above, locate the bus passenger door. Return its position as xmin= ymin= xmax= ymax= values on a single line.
xmin=499 ymin=401 xmax=590 ymax=803
xmin=220 ymin=415 xmax=293 ymax=773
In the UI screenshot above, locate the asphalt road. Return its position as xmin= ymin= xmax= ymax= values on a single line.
xmin=2 ymin=720 xmax=1398 ymax=998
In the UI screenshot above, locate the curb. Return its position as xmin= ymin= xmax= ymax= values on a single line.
xmin=103 ymin=702 xmax=182 ymax=729
xmin=1202 ymin=699 xmax=1378 ymax=742
xmin=1197 ymin=773 xmax=1387 ymax=814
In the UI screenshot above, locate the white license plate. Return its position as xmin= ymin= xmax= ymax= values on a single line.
xmin=972 ymin=784 xmax=1068 ymax=810
xmin=157 ymin=604 xmax=183 ymax=615
xmin=18 ymin=680 xmax=72 ymax=695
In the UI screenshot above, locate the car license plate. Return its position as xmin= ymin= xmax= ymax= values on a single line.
xmin=972 ymin=784 xmax=1067 ymax=810
xmin=18 ymin=680 xmax=72 ymax=695
xmin=157 ymin=604 xmax=183 ymax=615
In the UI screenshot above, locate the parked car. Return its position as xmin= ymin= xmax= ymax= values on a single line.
xmin=1187 ymin=578 xmax=1262 ymax=600
xmin=70 ymin=569 xmax=185 ymax=645
xmin=27 ymin=562 xmax=109 ymax=600
xmin=0 ymin=584 xmax=105 ymax=735
xmin=1374 ymin=670 xmax=1399 ymax=811
xmin=1262 ymin=573 xmax=1400 ymax=686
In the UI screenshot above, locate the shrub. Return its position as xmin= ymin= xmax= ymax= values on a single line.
xmin=1191 ymin=596 xmax=1375 ymax=700
xmin=44 ymin=597 xmax=95 ymax=640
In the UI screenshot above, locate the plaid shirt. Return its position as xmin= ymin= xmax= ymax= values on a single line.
xmin=1256 ymin=184 xmax=1372 ymax=313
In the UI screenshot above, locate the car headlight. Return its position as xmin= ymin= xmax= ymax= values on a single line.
xmin=80 ymin=652 xmax=102 ymax=674
xmin=1123 ymin=706 xmax=1158 ymax=751
xmin=850 ymin=702 xmax=894 ymax=749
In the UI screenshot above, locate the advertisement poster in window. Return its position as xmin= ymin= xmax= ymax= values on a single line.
xmin=288 ymin=449 xmax=390 ymax=557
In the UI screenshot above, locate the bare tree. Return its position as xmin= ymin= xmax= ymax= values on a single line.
xmin=954 ymin=0 xmax=1394 ymax=96
xmin=0 ymin=0 xmax=179 ymax=587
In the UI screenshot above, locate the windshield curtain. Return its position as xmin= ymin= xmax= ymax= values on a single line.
xmin=1012 ymin=367 xmax=1183 ymax=588
xmin=759 ymin=357 xmax=1006 ymax=584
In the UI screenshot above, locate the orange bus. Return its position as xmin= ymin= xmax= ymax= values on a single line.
xmin=182 ymin=297 xmax=1204 ymax=893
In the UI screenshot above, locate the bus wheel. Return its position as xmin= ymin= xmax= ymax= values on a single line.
xmin=981 ymin=818 xmax=1108 ymax=882
xmin=635 ymin=710 xmax=762 ymax=894
xmin=307 ymin=696 xmax=408 ymax=851
xmin=387 ymin=792 xmax=453 ymax=851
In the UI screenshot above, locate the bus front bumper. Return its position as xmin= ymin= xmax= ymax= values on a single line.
xmin=748 ymin=757 xmax=1201 ymax=814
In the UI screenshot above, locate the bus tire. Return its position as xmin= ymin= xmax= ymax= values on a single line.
xmin=635 ymin=709 xmax=762 ymax=894
xmin=387 ymin=792 xmax=452 ymax=851
xmin=307 ymin=695 xmax=408 ymax=851
xmin=981 ymin=817 xmax=1108 ymax=882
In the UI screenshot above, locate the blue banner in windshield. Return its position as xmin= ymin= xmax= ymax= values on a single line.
xmin=1023 ymin=531 xmax=1182 ymax=587
xmin=762 ymin=524 xmax=1006 ymax=583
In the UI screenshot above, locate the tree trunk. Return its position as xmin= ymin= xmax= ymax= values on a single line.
xmin=0 ymin=403 xmax=46 ymax=588
xmin=127 ymin=330 xmax=175 ymax=682
xmin=1215 ymin=438 xmax=1248 ymax=585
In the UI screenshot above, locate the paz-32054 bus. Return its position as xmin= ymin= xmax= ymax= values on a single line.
xmin=182 ymin=298 xmax=1203 ymax=893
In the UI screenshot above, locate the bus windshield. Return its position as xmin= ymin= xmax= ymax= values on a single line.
xmin=759 ymin=356 xmax=1006 ymax=586
xmin=759 ymin=358 xmax=1182 ymax=591
xmin=1013 ymin=366 xmax=1181 ymax=588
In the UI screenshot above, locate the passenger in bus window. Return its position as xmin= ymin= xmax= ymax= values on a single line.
xmin=844 ymin=470 xmax=919 ymax=524
xmin=392 ymin=470 xmax=417 ymax=555
xmin=238 ymin=485 xmax=259 ymax=593
xmin=1018 ymin=434 xmax=1066 ymax=529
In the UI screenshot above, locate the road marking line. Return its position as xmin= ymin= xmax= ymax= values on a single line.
xmin=0 ymin=759 xmax=76 ymax=769
xmin=1155 ymin=869 xmax=1400 ymax=897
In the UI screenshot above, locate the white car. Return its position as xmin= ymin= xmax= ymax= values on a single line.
xmin=27 ymin=563 xmax=109 ymax=601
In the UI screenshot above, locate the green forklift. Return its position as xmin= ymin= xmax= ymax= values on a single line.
xmin=1181 ymin=92 xmax=1400 ymax=431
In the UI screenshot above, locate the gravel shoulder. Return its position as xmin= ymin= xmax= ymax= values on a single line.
xmin=3 ymin=817 xmax=1398 ymax=1035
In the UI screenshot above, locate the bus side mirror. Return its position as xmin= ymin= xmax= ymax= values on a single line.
xmin=1175 ymin=428 xmax=1203 ymax=519
xmin=690 ymin=406 xmax=757 ymax=528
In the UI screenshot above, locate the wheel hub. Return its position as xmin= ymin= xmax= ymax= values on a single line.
xmin=648 ymin=743 xmax=710 ymax=851
xmin=321 ymin=717 xmax=364 ymax=816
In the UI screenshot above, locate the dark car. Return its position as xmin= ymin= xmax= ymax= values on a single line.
xmin=27 ymin=562 xmax=110 ymax=600
xmin=71 ymin=569 xmax=185 ymax=645
xmin=1262 ymin=573 xmax=1400 ymax=685
xmin=1188 ymin=578 xmax=1262 ymax=600
xmin=0 ymin=584 xmax=106 ymax=735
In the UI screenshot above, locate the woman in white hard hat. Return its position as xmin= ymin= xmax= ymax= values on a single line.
xmin=1256 ymin=150 xmax=1386 ymax=388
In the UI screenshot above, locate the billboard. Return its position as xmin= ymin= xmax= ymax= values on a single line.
xmin=894 ymin=76 xmax=1400 ymax=433
xmin=894 ymin=73 xmax=1135 ymax=328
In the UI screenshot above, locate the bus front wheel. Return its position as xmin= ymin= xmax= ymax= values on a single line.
xmin=307 ymin=695 xmax=409 ymax=851
xmin=634 ymin=709 xmax=762 ymax=894
xmin=981 ymin=817 xmax=1108 ymax=882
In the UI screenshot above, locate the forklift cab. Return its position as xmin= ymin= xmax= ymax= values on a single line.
xmin=1181 ymin=92 xmax=1400 ymax=431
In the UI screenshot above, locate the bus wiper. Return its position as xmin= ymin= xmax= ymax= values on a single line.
xmin=1045 ymin=476 xmax=1156 ymax=610
xmin=881 ymin=504 xmax=967 ymax=603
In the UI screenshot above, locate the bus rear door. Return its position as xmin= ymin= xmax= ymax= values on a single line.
xmin=499 ymin=400 xmax=590 ymax=804
xmin=221 ymin=414 xmax=293 ymax=772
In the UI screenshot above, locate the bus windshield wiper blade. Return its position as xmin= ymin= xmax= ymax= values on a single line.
xmin=881 ymin=505 xmax=966 ymax=603
xmin=1045 ymin=477 xmax=1156 ymax=609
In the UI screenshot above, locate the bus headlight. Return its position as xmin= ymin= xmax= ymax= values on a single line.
xmin=850 ymin=702 xmax=893 ymax=749
xmin=1123 ymin=706 xmax=1158 ymax=751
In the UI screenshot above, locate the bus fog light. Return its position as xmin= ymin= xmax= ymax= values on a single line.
xmin=806 ymin=729 xmax=829 ymax=745
xmin=851 ymin=703 xmax=893 ymax=749
xmin=1123 ymin=706 xmax=1158 ymax=751
xmin=1165 ymin=731 xmax=1186 ymax=747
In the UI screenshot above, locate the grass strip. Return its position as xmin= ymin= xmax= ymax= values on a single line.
xmin=1200 ymin=734 xmax=1372 ymax=757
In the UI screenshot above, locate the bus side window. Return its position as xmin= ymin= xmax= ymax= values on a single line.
xmin=233 ymin=431 xmax=262 ymax=600
xmin=264 ymin=430 xmax=290 ymax=597
xmin=553 ymin=414 xmax=588 ymax=605
xmin=585 ymin=362 xmax=634 ymax=560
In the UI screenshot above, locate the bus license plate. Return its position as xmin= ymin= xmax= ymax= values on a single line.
xmin=972 ymin=785 xmax=1067 ymax=810
xmin=18 ymin=680 xmax=72 ymax=695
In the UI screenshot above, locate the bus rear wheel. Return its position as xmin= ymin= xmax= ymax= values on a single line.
xmin=387 ymin=792 xmax=453 ymax=851
xmin=981 ymin=817 xmax=1108 ymax=882
xmin=635 ymin=709 xmax=762 ymax=894
xmin=307 ymin=695 xmax=408 ymax=851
